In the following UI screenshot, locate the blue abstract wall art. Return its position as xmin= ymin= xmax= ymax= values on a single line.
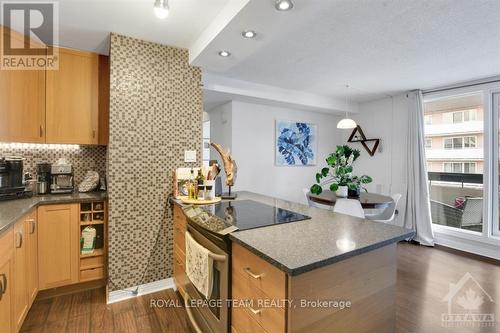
xmin=276 ymin=120 xmax=317 ymax=166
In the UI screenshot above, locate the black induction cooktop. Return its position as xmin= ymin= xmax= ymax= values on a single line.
xmin=184 ymin=200 xmax=311 ymax=235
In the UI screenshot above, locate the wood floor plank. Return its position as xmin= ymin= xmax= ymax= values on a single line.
xmin=20 ymin=243 xmax=499 ymax=333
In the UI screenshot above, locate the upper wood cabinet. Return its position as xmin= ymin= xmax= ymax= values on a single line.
xmin=0 ymin=26 xmax=109 ymax=145
xmin=0 ymin=27 xmax=46 ymax=143
xmin=46 ymin=48 xmax=99 ymax=145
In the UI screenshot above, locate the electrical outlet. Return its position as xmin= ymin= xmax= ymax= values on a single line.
xmin=184 ymin=150 xmax=197 ymax=163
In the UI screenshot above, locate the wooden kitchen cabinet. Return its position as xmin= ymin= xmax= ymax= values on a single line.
xmin=25 ymin=211 xmax=38 ymax=307
xmin=38 ymin=204 xmax=79 ymax=289
xmin=173 ymin=205 xmax=187 ymax=298
xmin=46 ymin=48 xmax=99 ymax=145
xmin=0 ymin=26 xmax=46 ymax=144
xmin=13 ymin=217 xmax=29 ymax=332
xmin=0 ymin=226 xmax=14 ymax=333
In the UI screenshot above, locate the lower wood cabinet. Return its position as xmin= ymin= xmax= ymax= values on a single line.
xmin=13 ymin=216 xmax=29 ymax=332
xmin=25 ymin=211 xmax=38 ymax=307
xmin=173 ymin=205 xmax=187 ymax=298
xmin=38 ymin=204 xmax=79 ymax=289
xmin=0 ymin=226 xmax=14 ymax=333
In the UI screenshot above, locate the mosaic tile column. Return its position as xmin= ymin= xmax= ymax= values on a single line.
xmin=108 ymin=34 xmax=202 ymax=290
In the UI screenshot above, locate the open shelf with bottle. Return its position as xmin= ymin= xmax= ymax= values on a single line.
xmin=78 ymin=200 xmax=107 ymax=282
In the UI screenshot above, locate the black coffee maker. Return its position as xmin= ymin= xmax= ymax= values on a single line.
xmin=0 ymin=156 xmax=28 ymax=200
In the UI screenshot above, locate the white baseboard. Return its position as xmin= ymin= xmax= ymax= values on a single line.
xmin=107 ymin=278 xmax=176 ymax=304
xmin=434 ymin=231 xmax=500 ymax=260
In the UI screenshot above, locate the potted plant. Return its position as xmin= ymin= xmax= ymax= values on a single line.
xmin=310 ymin=145 xmax=372 ymax=197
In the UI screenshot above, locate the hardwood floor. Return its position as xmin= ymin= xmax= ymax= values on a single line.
xmin=20 ymin=242 xmax=499 ymax=333
xmin=20 ymin=288 xmax=193 ymax=333
xmin=396 ymin=242 xmax=499 ymax=333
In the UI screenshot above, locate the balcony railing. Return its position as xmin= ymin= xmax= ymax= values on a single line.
xmin=427 ymin=172 xmax=483 ymax=232
xmin=428 ymin=171 xmax=482 ymax=187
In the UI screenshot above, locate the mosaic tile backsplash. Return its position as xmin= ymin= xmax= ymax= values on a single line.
xmin=0 ymin=143 xmax=107 ymax=184
xmin=107 ymin=34 xmax=202 ymax=291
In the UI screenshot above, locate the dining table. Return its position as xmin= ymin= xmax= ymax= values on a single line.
xmin=307 ymin=190 xmax=393 ymax=209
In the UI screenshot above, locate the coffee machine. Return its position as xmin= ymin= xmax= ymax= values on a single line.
xmin=0 ymin=156 xmax=31 ymax=201
xmin=37 ymin=162 xmax=51 ymax=195
xmin=50 ymin=162 xmax=74 ymax=194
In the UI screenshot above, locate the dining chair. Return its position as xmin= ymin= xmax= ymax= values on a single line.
xmin=302 ymin=188 xmax=331 ymax=210
xmin=333 ymin=199 xmax=365 ymax=219
xmin=365 ymin=193 xmax=402 ymax=224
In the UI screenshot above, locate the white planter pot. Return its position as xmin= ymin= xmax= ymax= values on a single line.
xmin=336 ymin=185 xmax=348 ymax=198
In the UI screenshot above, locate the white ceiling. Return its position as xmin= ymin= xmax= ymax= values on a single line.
xmin=5 ymin=0 xmax=231 ymax=55
xmin=193 ymin=0 xmax=500 ymax=102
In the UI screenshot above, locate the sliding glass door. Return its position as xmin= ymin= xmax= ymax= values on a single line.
xmin=424 ymin=93 xmax=485 ymax=233
xmin=494 ymin=93 xmax=500 ymax=236
xmin=423 ymin=85 xmax=500 ymax=255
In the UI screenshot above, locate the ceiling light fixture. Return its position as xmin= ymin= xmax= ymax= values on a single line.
xmin=275 ymin=0 xmax=294 ymax=11
xmin=337 ymin=85 xmax=357 ymax=129
xmin=154 ymin=0 xmax=169 ymax=19
xmin=218 ymin=50 xmax=231 ymax=57
xmin=242 ymin=30 xmax=256 ymax=39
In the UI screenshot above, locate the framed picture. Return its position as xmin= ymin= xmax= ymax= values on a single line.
xmin=275 ymin=120 xmax=317 ymax=166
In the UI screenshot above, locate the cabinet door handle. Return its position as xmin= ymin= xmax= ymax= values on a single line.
xmin=26 ymin=219 xmax=35 ymax=234
xmin=0 ymin=273 xmax=6 ymax=301
xmin=39 ymin=125 xmax=44 ymax=137
xmin=244 ymin=267 xmax=263 ymax=279
xmin=92 ymin=130 xmax=96 ymax=138
xmin=15 ymin=231 xmax=23 ymax=248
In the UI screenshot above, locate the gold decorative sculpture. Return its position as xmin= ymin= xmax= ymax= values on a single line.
xmin=210 ymin=142 xmax=237 ymax=198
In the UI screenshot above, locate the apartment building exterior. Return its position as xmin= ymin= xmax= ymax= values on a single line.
xmin=424 ymin=95 xmax=484 ymax=174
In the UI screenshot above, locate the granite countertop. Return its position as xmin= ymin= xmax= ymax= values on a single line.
xmin=179 ymin=191 xmax=414 ymax=276
xmin=0 ymin=192 xmax=108 ymax=233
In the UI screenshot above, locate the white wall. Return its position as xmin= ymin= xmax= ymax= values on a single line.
xmin=209 ymin=100 xmax=343 ymax=204
xmin=208 ymin=102 xmax=233 ymax=186
xmin=344 ymin=94 xmax=410 ymax=226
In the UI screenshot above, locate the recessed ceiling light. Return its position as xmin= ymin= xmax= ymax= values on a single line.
xmin=275 ymin=0 xmax=294 ymax=11
xmin=218 ymin=50 xmax=231 ymax=57
xmin=154 ymin=0 xmax=169 ymax=19
xmin=242 ymin=30 xmax=256 ymax=39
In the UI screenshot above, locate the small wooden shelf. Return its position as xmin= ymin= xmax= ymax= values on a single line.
xmin=80 ymin=264 xmax=104 ymax=271
xmin=80 ymin=248 xmax=104 ymax=258
xmin=80 ymin=221 xmax=104 ymax=226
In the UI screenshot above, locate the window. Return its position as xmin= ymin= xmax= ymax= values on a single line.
xmin=443 ymin=136 xmax=477 ymax=149
xmin=424 ymin=115 xmax=432 ymax=125
xmin=425 ymin=138 xmax=432 ymax=149
xmin=464 ymin=136 xmax=476 ymax=148
xmin=450 ymin=109 xmax=477 ymax=123
xmin=452 ymin=111 xmax=463 ymax=123
xmin=464 ymin=162 xmax=476 ymax=173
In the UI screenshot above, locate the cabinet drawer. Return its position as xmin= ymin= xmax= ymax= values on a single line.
xmin=232 ymin=243 xmax=286 ymax=301
xmin=80 ymin=255 xmax=104 ymax=270
xmin=232 ymin=303 xmax=267 ymax=333
xmin=80 ymin=267 xmax=104 ymax=282
xmin=173 ymin=252 xmax=187 ymax=297
xmin=233 ymin=270 xmax=285 ymax=333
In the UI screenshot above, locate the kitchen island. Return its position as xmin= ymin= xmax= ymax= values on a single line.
xmin=173 ymin=191 xmax=414 ymax=333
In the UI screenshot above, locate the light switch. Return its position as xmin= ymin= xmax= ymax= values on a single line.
xmin=184 ymin=150 xmax=197 ymax=163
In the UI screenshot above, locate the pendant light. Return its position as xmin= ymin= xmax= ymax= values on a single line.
xmin=337 ymin=85 xmax=357 ymax=129
xmin=154 ymin=0 xmax=169 ymax=19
